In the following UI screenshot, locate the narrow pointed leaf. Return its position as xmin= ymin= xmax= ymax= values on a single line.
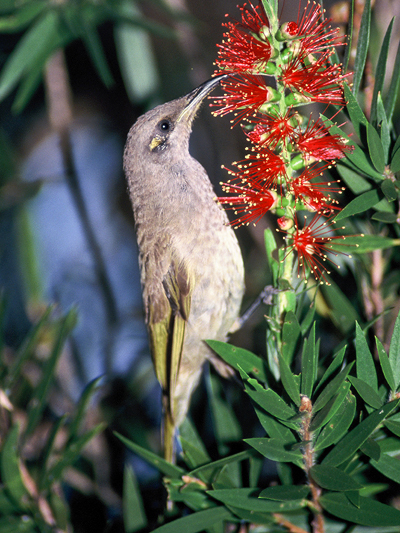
xmin=385 ymin=39 xmax=400 ymax=122
xmin=315 ymin=392 xmax=356 ymax=451
xmin=376 ymin=338 xmax=395 ymax=390
xmin=371 ymin=212 xmax=398 ymax=223
xmin=310 ymin=465 xmax=363 ymax=491
xmin=259 ymin=485 xmax=309 ymax=501
xmin=384 ymin=419 xmax=400 ymax=438
xmin=1 ymin=425 xmax=27 ymax=505
xmin=310 ymin=382 xmax=350 ymax=432
xmin=244 ymin=438 xmax=302 ymax=465
xmin=152 ymin=507 xmax=234 ymax=533
xmin=355 ymin=322 xmax=378 ymax=391
xmin=313 ymin=362 xmax=354 ymax=413
xmin=348 ymin=376 xmax=382 ymax=409
xmin=376 ymin=94 xmax=390 ymax=160
xmin=367 ymin=123 xmax=385 ymax=172
xmin=391 ymin=147 xmax=400 ymax=173
xmin=344 ymin=83 xmax=368 ymax=140
xmin=371 ymin=453 xmax=400 ymax=484
xmin=381 ymin=179 xmax=398 ymax=202
xmin=244 ymin=376 xmax=296 ymax=420
xmin=264 ymin=228 xmax=279 ymax=284
xmin=278 ymin=354 xmax=300 ymax=406
xmin=340 ymin=235 xmax=400 ymax=253
xmin=208 ymin=373 xmax=241 ymax=447
xmin=322 ymin=400 xmax=399 ymax=466
xmin=189 ymin=450 xmax=254 ymax=483
xmin=115 ymin=432 xmax=185 ymax=479
xmin=282 ymin=310 xmax=301 ymax=366
xmin=123 ymin=465 xmax=147 ymax=533
xmin=389 ymin=309 xmax=400 ymax=389
xmin=370 ymin=18 xmax=394 ymax=126
xmin=360 ymin=438 xmax=381 ymax=461
xmin=207 ymin=488 xmax=305 ymax=512
xmin=82 ymin=24 xmax=114 ymax=88
xmin=335 ymin=189 xmax=381 ymax=221
xmin=206 ymin=340 xmax=267 ymax=382
xmin=352 ymin=0 xmax=371 ymax=96
xmin=315 ymin=345 xmax=346 ymax=393
xmin=253 ymin=407 xmax=297 ymax=444
xmin=336 ymin=163 xmax=371 ymax=194
xmin=301 ymin=322 xmax=316 ymax=398
xmin=320 ymin=492 xmax=400 ymax=526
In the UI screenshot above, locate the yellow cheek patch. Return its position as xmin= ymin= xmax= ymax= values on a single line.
xmin=149 ymin=136 xmax=163 ymax=151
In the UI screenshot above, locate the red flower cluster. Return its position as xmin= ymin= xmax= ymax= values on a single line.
xmin=212 ymin=0 xmax=352 ymax=283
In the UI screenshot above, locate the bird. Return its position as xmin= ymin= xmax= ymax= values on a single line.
xmin=123 ymin=77 xmax=245 ymax=463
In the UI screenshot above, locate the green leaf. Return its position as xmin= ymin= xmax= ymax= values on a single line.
xmin=384 ymin=419 xmax=400 ymax=438
xmin=0 ymin=10 xmax=59 ymax=102
xmin=259 ymin=485 xmax=309 ymax=501
xmin=7 ymin=306 xmax=53 ymax=389
xmin=344 ymin=82 xmax=368 ymax=141
xmin=208 ymin=372 xmax=241 ymax=450
xmin=0 ymin=2 xmax=47 ymax=32
xmin=370 ymin=18 xmax=394 ymax=127
xmin=371 ymin=453 xmax=400 ymax=484
xmin=389 ymin=309 xmax=400 ymax=389
xmin=376 ymin=94 xmax=390 ymax=161
xmin=335 ymin=189 xmax=381 ymax=222
xmin=344 ymin=143 xmax=384 ymax=180
xmin=385 ymin=39 xmax=400 ymax=123
xmin=367 ymin=123 xmax=386 ymax=172
xmin=82 ymin=23 xmax=114 ymax=88
xmin=310 ymin=382 xmax=350 ymax=432
xmin=382 ymin=179 xmax=398 ymax=202
xmin=278 ymin=354 xmax=300 ymax=407
xmin=315 ymin=392 xmax=356 ymax=451
xmin=152 ymin=507 xmax=234 ymax=533
xmin=313 ymin=362 xmax=354 ymax=413
xmin=115 ymin=432 xmax=186 ymax=479
xmin=179 ymin=418 xmax=211 ymax=472
xmin=1 ymin=425 xmax=27 ymax=505
xmin=355 ymin=322 xmax=378 ymax=392
xmin=264 ymin=228 xmax=278 ymax=284
xmin=282 ymin=310 xmax=301 ymax=366
xmin=320 ymin=281 xmax=359 ymax=335
xmin=360 ymin=437 xmax=381 ymax=461
xmin=352 ymin=0 xmax=371 ymax=96
xmin=68 ymin=376 xmax=103 ymax=444
xmin=123 ymin=465 xmax=147 ymax=533
xmin=310 ymin=465 xmax=363 ymax=491
xmin=207 ymin=488 xmax=305 ymax=512
xmin=206 ymin=340 xmax=267 ymax=382
xmin=320 ymin=492 xmax=400 ymax=526
xmin=46 ymin=422 xmax=106 ymax=484
xmin=322 ymin=401 xmax=399 ymax=467
xmin=316 ymin=346 xmax=346 ymax=394
xmin=371 ymin=211 xmax=398 ymax=223
xmin=348 ymin=376 xmax=382 ymax=409
xmin=25 ymin=309 xmax=77 ymax=437
xmin=336 ymin=163 xmax=371 ymax=195
xmin=253 ymin=408 xmax=297 ymax=444
xmin=301 ymin=322 xmax=316 ymax=399
xmin=244 ymin=438 xmax=302 ymax=464
xmin=339 ymin=234 xmax=400 ymax=253
xmin=376 ymin=337 xmax=396 ymax=391
xmin=189 ymin=450 xmax=254 ymax=485
xmin=391 ymin=147 xmax=400 ymax=173
xmin=244 ymin=374 xmax=296 ymax=421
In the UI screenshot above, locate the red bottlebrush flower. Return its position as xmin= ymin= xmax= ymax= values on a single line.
xmin=210 ymin=74 xmax=276 ymax=126
xmin=296 ymin=0 xmax=344 ymax=55
xmin=245 ymin=109 xmax=299 ymax=149
xmin=283 ymin=213 xmax=349 ymax=284
xmin=218 ymin=179 xmax=276 ymax=228
xmin=223 ymin=145 xmax=288 ymax=193
xmin=280 ymin=51 xmax=348 ymax=105
xmin=290 ymin=164 xmax=344 ymax=213
xmin=215 ymin=1 xmax=271 ymax=74
xmin=216 ymin=23 xmax=272 ymax=73
xmin=296 ymin=117 xmax=351 ymax=162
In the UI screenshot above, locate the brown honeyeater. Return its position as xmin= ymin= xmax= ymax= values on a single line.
xmin=123 ymin=77 xmax=245 ymax=462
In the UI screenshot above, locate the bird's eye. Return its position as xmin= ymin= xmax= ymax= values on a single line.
xmin=159 ymin=120 xmax=171 ymax=132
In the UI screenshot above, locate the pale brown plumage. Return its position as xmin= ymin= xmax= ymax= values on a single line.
xmin=123 ymin=78 xmax=245 ymax=462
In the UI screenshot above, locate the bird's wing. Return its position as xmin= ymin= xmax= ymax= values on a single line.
xmin=146 ymin=257 xmax=192 ymax=419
